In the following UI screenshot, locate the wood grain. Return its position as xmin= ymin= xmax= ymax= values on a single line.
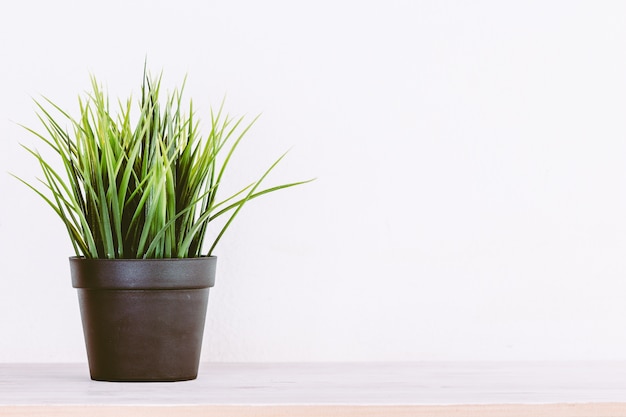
xmin=2 ymin=362 xmax=626 ymax=416
xmin=3 ymin=404 xmax=626 ymax=417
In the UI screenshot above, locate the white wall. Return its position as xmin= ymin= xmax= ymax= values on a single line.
xmin=1 ymin=0 xmax=626 ymax=362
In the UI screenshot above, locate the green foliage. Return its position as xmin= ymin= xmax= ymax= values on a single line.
xmin=15 ymin=71 xmax=311 ymax=259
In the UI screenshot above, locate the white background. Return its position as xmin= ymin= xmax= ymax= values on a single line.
xmin=1 ymin=0 xmax=626 ymax=363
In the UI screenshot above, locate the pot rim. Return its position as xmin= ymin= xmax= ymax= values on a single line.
xmin=69 ymin=256 xmax=217 ymax=290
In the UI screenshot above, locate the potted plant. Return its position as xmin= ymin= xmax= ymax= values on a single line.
xmin=15 ymin=69 xmax=311 ymax=381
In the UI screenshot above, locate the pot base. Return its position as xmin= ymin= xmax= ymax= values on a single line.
xmin=77 ymin=288 xmax=210 ymax=382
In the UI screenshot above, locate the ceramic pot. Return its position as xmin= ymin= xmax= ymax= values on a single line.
xmin=69 ymin=256 xmax=216 ymax=382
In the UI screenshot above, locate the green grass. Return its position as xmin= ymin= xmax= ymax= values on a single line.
xmin=14 ymin=70 xmax=312 ymax=259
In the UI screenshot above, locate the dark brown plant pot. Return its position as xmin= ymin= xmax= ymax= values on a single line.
xmin=69 ymin=256 xmax=216 ymax=382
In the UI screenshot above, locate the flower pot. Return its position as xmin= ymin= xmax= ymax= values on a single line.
xmin=69 ymin=256 xmax=216 ymax=382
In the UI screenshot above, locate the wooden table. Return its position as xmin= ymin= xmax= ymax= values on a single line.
xmin=2 ymin=362 xmax=626 ymax=416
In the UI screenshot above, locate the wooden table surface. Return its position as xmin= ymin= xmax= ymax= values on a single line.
xmin=2 ymin=362 xmax=626 ymax=416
